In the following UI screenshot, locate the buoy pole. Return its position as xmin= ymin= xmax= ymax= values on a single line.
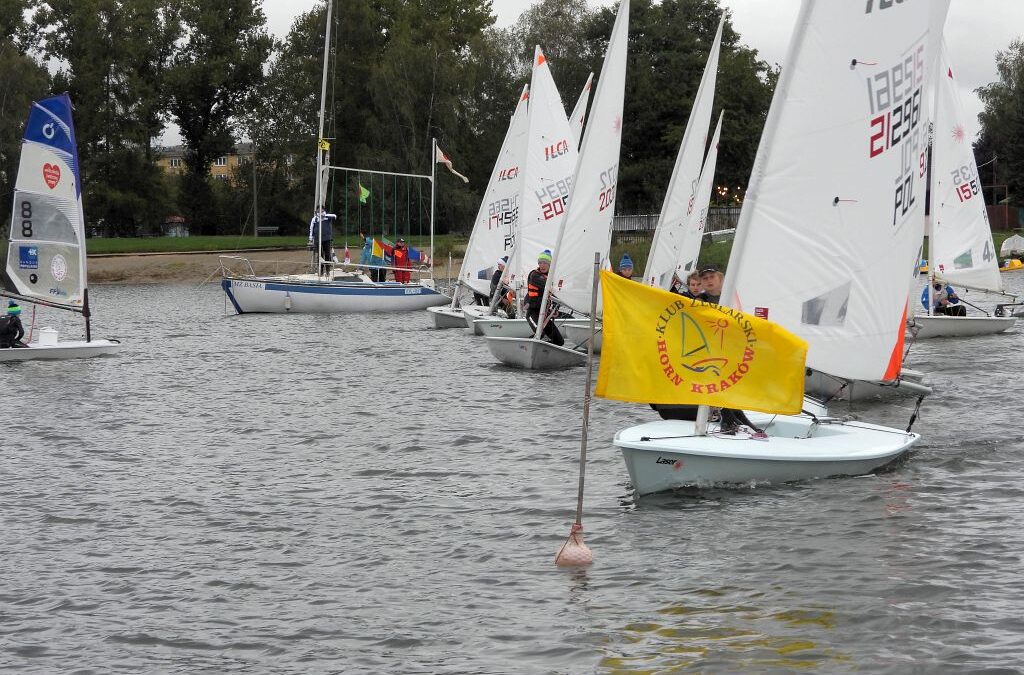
xmin=555 ymin=251 xmax=600 ymax=567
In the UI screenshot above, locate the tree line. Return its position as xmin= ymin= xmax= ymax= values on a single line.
xmin=0 ymin=0 xmax=1017 ymax=239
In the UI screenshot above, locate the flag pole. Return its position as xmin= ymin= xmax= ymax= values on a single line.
xmin=555 ymin=251 xmax=599 ymax=567
xmin=430 ymin=137 xmax=437 ymax=281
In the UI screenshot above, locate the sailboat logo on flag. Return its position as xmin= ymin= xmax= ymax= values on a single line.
xmin=19 ymin=245 xmax=38 ymax=270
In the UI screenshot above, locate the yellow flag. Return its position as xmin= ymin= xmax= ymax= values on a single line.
xmin=596 ymin=271 xmax=808 ymax=414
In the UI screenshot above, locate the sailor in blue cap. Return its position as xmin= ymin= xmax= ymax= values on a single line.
xmin=617 ymin=252 xmax=635 ymax=280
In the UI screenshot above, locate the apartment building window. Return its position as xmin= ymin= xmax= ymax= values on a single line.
xmin=214 ymin=174 xmax=228 ymax=182
xmin=215 ymin=156 xmax=227 ymax=167
xmin=169 ymin=158 xmax=181 ymax=168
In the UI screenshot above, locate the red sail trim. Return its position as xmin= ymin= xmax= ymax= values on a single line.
xmin=883 ymin=302 xmax=908 ymax=380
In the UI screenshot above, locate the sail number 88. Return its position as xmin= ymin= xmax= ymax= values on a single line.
xmin=20 ymin=201 xmax=32 ymax=237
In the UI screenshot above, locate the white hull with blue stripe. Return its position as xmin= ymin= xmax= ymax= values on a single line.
xmin=221 ymin=274 xmax=449 ymax=314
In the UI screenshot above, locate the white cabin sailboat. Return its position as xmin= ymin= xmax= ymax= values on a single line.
xmin=1 ymin=94 xmax=120 ymax=361
xmin=428 ymin=85 xmax=530 ymax=328
xmin=908 ymin=44 xmax=1016 ymax=339
xmin=612 ymin=0 xmax=951 ymax=493
xmin=486 ymin=0 xmax=630 ymax=369
xmin=468 ymin=47 xmax=581 ymax=337
xmin=221 ymin=0 xmax=447 ymax=314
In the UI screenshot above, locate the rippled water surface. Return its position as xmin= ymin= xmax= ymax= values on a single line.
xmin=3 ymin=278 xmax=1024 ymax=673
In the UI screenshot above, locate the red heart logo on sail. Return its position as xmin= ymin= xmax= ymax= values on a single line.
xmin=43 ymin=163 xmax=61 ymax=189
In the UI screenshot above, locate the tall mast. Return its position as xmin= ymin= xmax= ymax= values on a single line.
xmin=312 ymin=0 xmax=334 ymax=274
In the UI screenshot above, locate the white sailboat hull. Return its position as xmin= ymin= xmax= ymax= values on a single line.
xmin=907 ymin=314 xmax=1015 ymax=339
xmin=561 ymin=320 xmax=602 ymax=352
xmin=222 ymin=276 xmax=449 ymax=314
xmin=473 ymin=317 xmax=572 ymax=338
xmin=804 ymin=367 xmax=932 ymax=402
xmin=461 ymin=304 xmax=494 ymax=329
xmin=426 ymin=306 xmax=467 ymax=328
xmin=0 ymin=339 xmax=121 ymax=361
xmin=485 ymin=336 xmax=586 ymax=369
xmin=615 ymin=416 xmax=918 ymax=495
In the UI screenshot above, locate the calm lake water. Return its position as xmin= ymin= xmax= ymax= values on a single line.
xmin=2 ymin=277 xmax=1024 ymax=673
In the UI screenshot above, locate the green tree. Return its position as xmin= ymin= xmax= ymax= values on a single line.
xmin=977 ymin=38 xmax=1024 ymax=205
xmin=585 ymin=0 xmax=774 ymax=214
xmin=0 ymin=1 xmax=49 ymax=234
xmin=165 ymin=0 xmax=272 ymax=234
xmin=34 ymin=0 xmax=180 ymax=235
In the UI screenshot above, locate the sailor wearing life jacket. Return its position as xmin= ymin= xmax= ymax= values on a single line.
xmin=525 ymin=249 xmax=565 ymax=346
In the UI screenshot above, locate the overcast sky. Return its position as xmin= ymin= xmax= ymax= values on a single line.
xmin=254 ymin=0 xmax=1023 ymax=144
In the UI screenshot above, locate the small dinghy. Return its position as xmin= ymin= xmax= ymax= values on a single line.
xmin=428 ymin=85 xmax=531 ymax=328
xmin=601 ymin=1 xmax=948 ymax=495
xmin=1 ymin=93 xmax=120 ymax=361
xmin=615 ymin=414 xmax=917 ymax=493
xmin=909 ymin=44 xmax=1016 ymax=337
xmin=490 ymin=3 xmax=629 ymax=370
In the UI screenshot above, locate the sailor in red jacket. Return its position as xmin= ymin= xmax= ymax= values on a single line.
xmin=393 ymin=238 xmax=412 ymax=283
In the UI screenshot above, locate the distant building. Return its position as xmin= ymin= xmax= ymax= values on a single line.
xmin=156 ymin=143 xmax=254 ymax=184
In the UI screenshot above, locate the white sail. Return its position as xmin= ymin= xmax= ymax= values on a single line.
xmin=568 ymin=73 xmax=594 ymax=149
xmin=681 ymin=111 xmax=724 ymax=274
xmin=4 ymin=95 xmax=86 ymax=310
xmin=929 ymin=43 xmax=1002 ymax=292
xmin=722 ymin=0 xmax=950 ymax=382
xmin=542 ymin=0 xmax=630 ymax=319
xmin=505 ymin=46 xmax=578 ymax=302
xmin=458 ymin=85 xmax=530 ymax=299
xmin=644 ymin=16 xmax=724 ymax=289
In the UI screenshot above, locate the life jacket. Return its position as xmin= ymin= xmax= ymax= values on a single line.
xmin=527 ymin=269 xmax=547 ymax=299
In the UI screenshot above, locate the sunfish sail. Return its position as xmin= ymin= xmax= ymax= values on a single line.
xmin=456 ymin=85 xmax=530 ymax=305
xmin=929 ymin=43 xmax=1002 ymax=293
xmin=722 ymin=1 xmax=950 ymax=382
xmin=644 ymin=16 xmax=724 ymax=290
xmin=4 ymin=93 xmax=87 ymax=312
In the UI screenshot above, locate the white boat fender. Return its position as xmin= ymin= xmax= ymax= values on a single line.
xmin=284 ymin=293 xmax=292 ymax=311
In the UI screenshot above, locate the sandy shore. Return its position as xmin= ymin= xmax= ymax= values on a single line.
xmin=87 ymin=249 xmax=456 ymax=285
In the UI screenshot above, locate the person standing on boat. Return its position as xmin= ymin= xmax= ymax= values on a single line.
xmin=0 ymin=300 xmax=27 ymax=348
xmin=308 ymin=207 xmax=337 ymax=275
xmin=393 ymin=238 xmax=412 ymax=283
xmin=921 ymin=281 xmax=965 ymax=316
xmin=617 ymin=253 xmax=635 ymax=280
xmin=525 ymin=250 xmax=565 ymax=346
xmin=697 ymin=265 xmax=723 ymax=303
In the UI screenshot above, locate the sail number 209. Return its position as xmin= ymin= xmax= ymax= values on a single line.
xmin=20 ymin=201 xmax=32 ymax=238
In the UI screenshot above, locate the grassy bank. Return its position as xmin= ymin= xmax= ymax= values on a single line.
xmin=85 ymin=234 xmax=470 ymax=257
